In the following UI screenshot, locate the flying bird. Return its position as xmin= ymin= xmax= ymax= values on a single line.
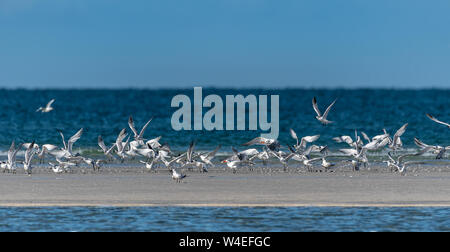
xmin=36 ymin=99 xmax=55 ymax=113
xmin=426 ymin=114 xmax=450 ymax=128
xmin=312 ymin=97 xmax=337 ymax=125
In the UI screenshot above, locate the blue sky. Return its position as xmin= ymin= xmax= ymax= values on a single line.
xmin=0 ymin=0 xmax=449 ymax=89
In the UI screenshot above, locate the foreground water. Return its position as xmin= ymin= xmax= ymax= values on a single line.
xmin=0 ymin=207 xmax=449 ymax=232
xmin=0 ymin=88 xmax=449 ymax=155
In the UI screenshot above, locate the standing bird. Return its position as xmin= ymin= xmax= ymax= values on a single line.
xmin=172 ymin=168 xmax=187 ymax=183
xmin=312 ymin=97 xmax=337 ymax=125
xmin=36 ymin=99 xmax=55 ymax=113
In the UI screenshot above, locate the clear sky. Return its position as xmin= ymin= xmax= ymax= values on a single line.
xmin=0 ymin=0 xmax=449 ymax=89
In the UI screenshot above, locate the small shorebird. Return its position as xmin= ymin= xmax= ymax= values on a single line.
xmin=426 ymin=114 xmax=450 ymax=128
xmin=312 ymin=97 xmax=337 ymax=125
xmin=172 ymin=168 xmax=187 ymax=183
xmin=36 ymin=99 xmax=55 ymax=113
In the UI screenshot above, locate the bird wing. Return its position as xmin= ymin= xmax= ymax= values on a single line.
xmin=414 ymin=138 xmax=430 ymax=149
xmin=426 ymin=114 xmax=450 ymax=128
xmin=25 ymin=141 xmax=35 ymax=164
xmin=205 ymin=145 xmax=221 ymax=160
xmin=46 ymin=99 xmax=55 ymax=108
xmin=58 ymin=130 xmax=67 ymax=150
xmin=392 ymin=123 xmax=408 ymax=146
xmin=67 ymin=128 xmax=83 ymax=154
xmin=187 ymin=141 xmax=195 ymax=162
xmin=128 ymin=116 xmax=139 ymax=138
xmin=312 ymin=97 xmax=321 ymax=117
xmin=361 ymin=132 xmax=371 ymax=143
xmin=289 ymin=128 xmax=299 ymax=146
xmin=242 ymin=137 xmax=265 ymax=146
xmin=8 ymin=141 xmax=15 ymax=163
xmin=138 ymin=117 xmax=153 ymax=139
xmin=115 ymin=128 xmax=127 ymax=152
xmin=322 ymin=99 xmax=337 ymax=119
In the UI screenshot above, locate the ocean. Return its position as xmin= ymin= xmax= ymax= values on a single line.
xmin=0 ymin=207 xmax=449 ymax=232
xmin=0 ymin=88 xmax=448 ymax=155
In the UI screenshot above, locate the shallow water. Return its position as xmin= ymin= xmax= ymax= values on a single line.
xmin=0 ymin=207 xmax=449 ymax=232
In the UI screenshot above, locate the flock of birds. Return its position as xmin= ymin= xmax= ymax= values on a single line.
xmin=1 ymin=97 xmax=449 ymax=183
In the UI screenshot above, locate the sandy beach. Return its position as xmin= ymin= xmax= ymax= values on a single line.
xmin=1 ymin=164 xmax=450 ymax=207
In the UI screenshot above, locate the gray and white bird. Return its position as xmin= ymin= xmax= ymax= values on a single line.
xmin=7 ymin=141 xmax=23 ymax=174
xmin=23 ymin=141 xmax=37 ymax=175
xmin=426 ymin=114 xmax=450 ymax=128
xmin=312 ymin=97 xmax=337 ymax=125
xmin=36 ymin=99 xmax=55 ymax=113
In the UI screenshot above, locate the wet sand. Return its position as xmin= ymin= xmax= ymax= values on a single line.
xmin=1 ymin=164 xmax=450 ymax=207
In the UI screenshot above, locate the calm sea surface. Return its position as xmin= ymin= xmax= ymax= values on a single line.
xmin=0 ymin=207 xmax=449 ymax=232
xmin=0 ymin=88 xmax=448 ymax=154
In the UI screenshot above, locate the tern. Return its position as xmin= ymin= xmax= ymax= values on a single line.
xmin=290 ymin=129 xmax=320 ymax=152
xmin=128 ymin=116 xmax=153 ymax=143
xmin=222 ymin=147 xmax=257 ymax=173
xmin=385 ymin=147 xmax=431 ymax=174
xmin=172 ymin=168 xmax=187 ymax=183
xmin=7 ymin=141 xmax=23 ymax=174
xmin=426 ymin=114 xmax=450 ymax=128
xmin=312 ymin=97 xmax=337 ymax=125
xmin=58 ymin=128 xmax=84 ymax=158
xmin=199 ymin=145 xmax=221 ymax=167
xmin=36 ymin=99 xmax=55 ymax=113
xmin=269 ymin=146 xmax=296 ymax=171
xmin=414 ymin=138 xmax=449 ymax=159
xmin=23 ymin=141 xmax=36 ymax=175
xmin=388 ymin=123 xmax=408 ymax=150
xmin=242 ymin=136 xmax=280 ymax=152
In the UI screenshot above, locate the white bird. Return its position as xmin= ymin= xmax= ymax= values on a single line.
xmin=385 ymin=147 xmax=430 ymax=174
xmin=222 ymin=147 xmax=256 ymax=173
xmin=36 ymin=99 xmax=55 ymax=113
xmin=23 ymin=141 xmax=36 ymax=175
xmin=48 ymin=163 xmax=65 ymax=174
xmin=172 ymin=168 xmax=187 ymax=183
xmin=58 ymin=128 xmax=84 ymax=158
xmin=269 ymin=146 xmax=296 ymax=171
xmin=98 ymin=135 xmax=115 ymax=155
xmin=199 ymin=145 xmax=221 ymax=167
xmin=113 ymin=128 xmax=129 ymax=161
xmin=242 ymin=136 xmax=280 ymax=152
xmin=321 ymin=157 xmax=335 ymax=170
xmin=183 ymin=141 xmax=207 ymax=173
xmin=388 ymin=123 xmax=408 ymax=150
xmin=312 ymin=97 xmax=337 ymax=125
xmin=290 ymin=128 xmax=320 ymax=151
xmin=414 ymin=138 xmax=449 ymax=160
xmin=128 ymin=116 xmax=153 ymax=143
xmin=7 ymin=141 xmax=23 ymax=173
xmin=140 ymin=160 xmax=157 ymax=172
xmin=426 ymin=114 xmax=450 ymax=128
